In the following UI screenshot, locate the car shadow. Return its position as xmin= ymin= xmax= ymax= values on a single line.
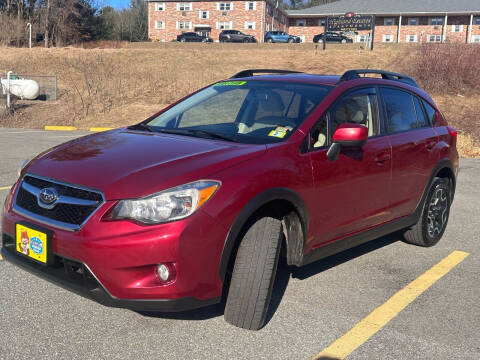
xmin=136 ymin=233 xmax=401 ymax=326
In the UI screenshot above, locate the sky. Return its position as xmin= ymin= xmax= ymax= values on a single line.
xmin=97 ymin=0 xmax=131 ymax=9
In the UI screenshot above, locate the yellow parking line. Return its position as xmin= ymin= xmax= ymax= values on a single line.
xmin=0 ymin=186 xmax=11 ymax=190
xmin=44 ymin=126 xmax=78 ymax=131
xmin=89 ymin=127 xmax=114 ymax=132
xmin=314 ymin=250 xmax=469 ymax=360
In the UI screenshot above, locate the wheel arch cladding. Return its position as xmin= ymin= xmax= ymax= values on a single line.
xmin=218 ymin=187 xmax=309 ymax=281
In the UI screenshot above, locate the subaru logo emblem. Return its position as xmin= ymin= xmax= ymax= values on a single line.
xmin=39 ymin=187 xmax=59 ymax=205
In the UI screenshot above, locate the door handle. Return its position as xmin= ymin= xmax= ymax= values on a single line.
xmin=426 ymin=140 xmax=437 ymax=150
xmin=375 ymin=152 xmax=391 ymax=165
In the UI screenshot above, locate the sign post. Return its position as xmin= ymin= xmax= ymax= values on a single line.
xmin=326 ymin=14 xmax=376 ymax=50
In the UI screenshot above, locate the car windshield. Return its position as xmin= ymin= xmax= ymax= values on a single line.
xmin=143 ymin=80 xmax=331 ymax=144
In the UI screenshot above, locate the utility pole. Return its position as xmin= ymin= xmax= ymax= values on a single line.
xmin=26 ymin=23 xmax=32 ymax=48
xmin=44 ymin=0 xmax=50 ymax=48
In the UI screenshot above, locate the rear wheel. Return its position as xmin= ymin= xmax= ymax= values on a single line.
xmin=403 ymin=177 xmax=451 ymax=247
xmin=224 ymin=216 xmax=282 ymax=330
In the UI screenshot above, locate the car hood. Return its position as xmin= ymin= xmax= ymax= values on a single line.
xmin=26 ymin=128 xmax=266 ymax=200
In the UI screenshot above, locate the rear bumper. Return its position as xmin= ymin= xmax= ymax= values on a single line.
xmin=1 ymin=241 xmax=220 ymax=312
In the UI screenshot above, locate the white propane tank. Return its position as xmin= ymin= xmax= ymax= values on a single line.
xmin=1 ymin=78 xmax=40 ymax=100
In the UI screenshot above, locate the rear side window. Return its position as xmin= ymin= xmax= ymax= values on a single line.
xmin=382 ymin=88 xmax=418 ymax=133
xmin=422 ymin=100 xmax=437 ymax=125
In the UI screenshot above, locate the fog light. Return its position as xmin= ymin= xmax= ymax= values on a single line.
xmin=156 ymin=263 xmax=176 ymax=282
xmin=157 ymin=264 xmax=169 ymax=281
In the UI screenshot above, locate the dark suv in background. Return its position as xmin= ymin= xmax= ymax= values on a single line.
xmin=219 ymin=30 xmax=256 ymax=43
xmin=313 ymin=32 xmax=353 ymax=43
xmin=177 ymin=32 xmax=213 ymax=42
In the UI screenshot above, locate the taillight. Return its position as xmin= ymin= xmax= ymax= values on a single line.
xmin=447 ymin=126 xmax=457 ymax=138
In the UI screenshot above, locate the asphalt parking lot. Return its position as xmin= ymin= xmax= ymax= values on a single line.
xmin=0 ymin=128 xmax=478 ymax=360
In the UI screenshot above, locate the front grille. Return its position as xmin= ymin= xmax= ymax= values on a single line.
xmin=14 ymin=174 xmax=104 ymax=229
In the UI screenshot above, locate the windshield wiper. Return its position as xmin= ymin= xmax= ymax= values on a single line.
xmin=129 ymin=123 xmax=153 ymax=132
xmin=156 ymin=128 xmax=238 ymax=142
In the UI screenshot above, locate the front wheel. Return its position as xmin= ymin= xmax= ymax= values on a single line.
xmin=267 ymin=38 xmax=273 ymax=43
xmin=287 ymin=38 xmax=294 ymax=43
xmin=341 ymin=39 xmax=347 ymax=44
xmin=180 ymin=38 xmax=186 ymax=43
xmin=224 ymin=216 xmax=282 ymax=330
xmin=403 ymin=177 xmax=451 ymax=247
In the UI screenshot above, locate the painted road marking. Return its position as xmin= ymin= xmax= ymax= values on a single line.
xmin=0 ymin=186 xmax=11 ymax=190
xmin=89 ymin=127 xmax=114 ymax=132
xmin=44 ymin=126 xmax=78 ymax=131
xmin=314 ymin=250 xmax=470 ymax=360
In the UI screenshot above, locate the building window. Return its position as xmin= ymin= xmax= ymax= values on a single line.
xmin=318 ymin=19 xmax=326 ymax=26
xmin=430 ymin=17 xmax=443 ymax=25
xmin=358 ymin=34 xmax=368 ymax=42
xmin=154 ymin=20 xmax=165 ymax=29
xmin=382 ymin=34 xmax=394 ymax=42
xmin=199 ymin=10 xmax=209 ymax=19
xmin=217 ymin=21 xmax=232 ymax=30
xmin=384 ymin=18 xmax=395 ymax=26
xmin=177 ymin=21 xmax=192 ymax=30
xmin=155 ymin=3 xmax=165 ymax=11
xmin=475 ymin=18 xmax=480 ymax=25
xmin=245 ymin=2 xmax=256 ymax=10
xmin=217 ymin=2 xmax=232 ymax=11
xmin=472 ymin=35 xmax=480 ymax=42
xmin=266 ymin=23 xmax=270 ymax=31
xmin=296 ymin=19 xmax=306 ymax=27
xmin=407 ymin=18 xmax=418 ymax=26
xmin=177 ymin=3 xmax=191 ymax=11
xmin=451 ymin=25 xmax=464 ymax=32
xmin=406 ymin=34 xmax=418 ymax=43
xmin=244 ymin=21 xmax=256 ymax=30
xmin=427 ymin=34 xmax=443 ymax=42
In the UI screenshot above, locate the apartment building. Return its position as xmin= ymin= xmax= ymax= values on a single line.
xmin=148 ymin=0 xmax=480 ymax=43
xmin=148 ymin=0 xmax=288 ymax=42
xmin=287 ymin=0 xmax=480 ymax=43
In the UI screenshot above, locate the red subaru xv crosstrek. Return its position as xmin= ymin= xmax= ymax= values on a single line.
xmin=2 ymin=69 xmax=458 ymax=330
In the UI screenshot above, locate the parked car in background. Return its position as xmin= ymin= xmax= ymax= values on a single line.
xmin=313 ymin=32 xmax=353 ymax=43
xmin=219 ymin=30 xmax=256 ymax=43
xmin=177 ymin=32 xmax=213 ymax=43
xmin=264 ymin=31 xmax=301 ymax=43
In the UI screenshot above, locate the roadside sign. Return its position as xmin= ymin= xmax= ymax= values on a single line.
xmin=323 ymin=14 xmax=376 ymax=50
xmin=326 ymin=15 xmax=374 ymax=32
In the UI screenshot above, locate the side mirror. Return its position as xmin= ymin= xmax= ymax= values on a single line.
xmin=327 ymin=123 xmax=368 ymax=162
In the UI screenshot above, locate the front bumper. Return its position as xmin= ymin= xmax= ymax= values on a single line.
xmin=2 ymin=197 xmax=227 ymax=311
xmin=1 ymin=241 xmax=220 ymax=311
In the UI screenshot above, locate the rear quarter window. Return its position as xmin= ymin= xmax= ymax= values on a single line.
xmin=422 ymin=100 xmax=437 ymax=125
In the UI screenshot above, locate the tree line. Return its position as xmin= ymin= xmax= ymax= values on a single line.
xmin=0 ymin=0 xmax=148 ymax=46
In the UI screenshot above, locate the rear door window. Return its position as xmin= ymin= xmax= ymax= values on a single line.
xmin=381 ymin=88 xmax=418 ymax=133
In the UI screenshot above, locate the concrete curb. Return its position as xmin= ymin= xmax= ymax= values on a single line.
xmin=44 ymin=126 xmax=114 ymax=132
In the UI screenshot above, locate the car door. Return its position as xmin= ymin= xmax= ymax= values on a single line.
xmin=379 ymin=87 xmax=439 ymax=219
xmin=306 ymin=87 xmax=392 ymax=250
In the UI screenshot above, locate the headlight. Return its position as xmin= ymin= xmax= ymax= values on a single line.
xmin=110 ymin=180 xmax=220 ymax=224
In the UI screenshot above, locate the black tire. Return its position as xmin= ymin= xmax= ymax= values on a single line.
xmin=403 ymin=177 xmax=451 ymax=247
xmin=224 ymin=216 xmax=282 ymax=330
xmin=180 ymin=38 xmax=186 ymax=43
xmin=267 ymin=38 xmax=273 ymax=43
xmin=287 ymin=38 xmax=294 ymax=43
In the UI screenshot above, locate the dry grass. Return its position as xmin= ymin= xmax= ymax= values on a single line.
xmin=0 ymin=42 xmax=478 ymax=157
